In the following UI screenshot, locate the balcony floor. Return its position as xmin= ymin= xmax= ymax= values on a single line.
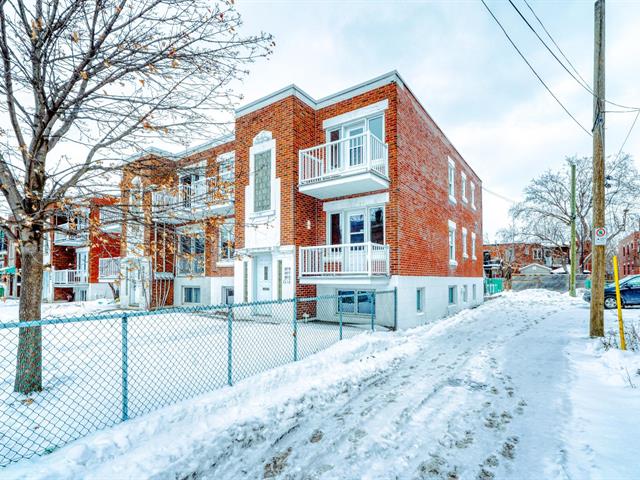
xmin=299 ymin=171 xmax=389 ymax=200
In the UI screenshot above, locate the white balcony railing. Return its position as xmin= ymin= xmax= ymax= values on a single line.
xmin=53 ymin=269 xmax=88 ymax=285
xmin=299 ymin=242 xmax=390 ymax=277
xmin=152 ymin=178 xmax=233 ymax=220
xmin=54 ymin=222 xmax=88 ymax=246
xmin=299 ymin=132 xmax=388 ymax=185
xmin=177 ymin=254 xmax=205 ymax=276
xmin=98 ymin=257 xmax=121 ymax=280
xmin=99 ymin=207 xmax=123 ymax=230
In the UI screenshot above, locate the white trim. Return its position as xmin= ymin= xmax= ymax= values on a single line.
xmin=448 ymin=157 xmax=456 ymax=204
xmin=461 ymin=172 xmax=468 ymax=203
xmin=470 ymin=182 xmax=477 ymax=210
xmin=322 ymin=100 xmax=389 ymax=130
xmin=448 ymin=220 xmax=457 ymax=266
xmin=471 ymin=232 xmax=477 ymax=260
xmin=323 ymin=192 xmax=389 ymax=213
xmin=462 ymin=227 xmax=468 ymax=259
xmin=249 ymin=135 xmax=277 ymax=218
xmin=217 ymin=151 xmax=235 ymax=163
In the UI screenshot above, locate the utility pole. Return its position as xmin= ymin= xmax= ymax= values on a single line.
xmin=590 ymin=0 xmax=606 ymax=337
xmin=569 ymin=159 xmax=577 ymax=297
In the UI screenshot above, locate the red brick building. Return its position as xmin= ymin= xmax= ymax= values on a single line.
xmin=120 ymin=72 xmax=484 ymax=327
xmin=484 ymin=242 xmax=569 ymax=275
xmin=45 ymin=198 xmax=121 ymax=302
xmin=618 ymin=231 xmax=640 ymax=277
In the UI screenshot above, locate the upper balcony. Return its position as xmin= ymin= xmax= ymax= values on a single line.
xmin=298 ymin=132 xmax=389 ymax=199
xmin=99 ymin=207 xmax=123 ymax=233
xmin=54 ymin=222 xmax=88 ymax=247
xmin=152 ymin=178 xmax=234 ymax=223
xmin=299 ymin=242 xmax=390 ymax=285
xmin=98 ymin=257 xmax=121 ymax=281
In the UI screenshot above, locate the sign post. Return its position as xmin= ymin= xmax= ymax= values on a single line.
xmin=594 ymin=226 xmax=607 ymax=246
xmin=612 ymin=256 xmax=627 ymax=351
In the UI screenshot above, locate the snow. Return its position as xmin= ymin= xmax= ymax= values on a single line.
xmin=3 ymin=290 xmax=640 ymax=479
xmin=0 ymin=299 xmax=119 ymax=323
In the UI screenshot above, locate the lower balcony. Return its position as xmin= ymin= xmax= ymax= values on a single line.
xmin=177 ymin=254 xmax=205 ymax=277
xmin=299 ymin=242 xmax=390 ymax=285
xmin=151 ymin=180 xmax=234 ymax=224
xmin=53 ymin=269 xmax=88 ymax=286
xmin=98 ymin=258 xmax=121 ymax=281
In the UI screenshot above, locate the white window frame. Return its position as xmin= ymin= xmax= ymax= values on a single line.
xmin=336 ymin=289 xmax=375 ymax=316
xmin=416 ymin=287 xmax=425 ymax=313
xmin=249 ymin=132 xmax=276 ymax=218
xmin=448 ymin=220 xmax=457 ymax=266
xmin=461 ymin=172 xmax=468 ymax=203
xmin=462 ymin=285 xmax=468 ymax=303
xmin=533 ymin=248 xmax=542 ymax=261
xmin=471 ymin=232 xmax=477 ymax=260
xmin=183 ymin=286 xmax=201 ymax=305
xmin=470 ymin=182 xmax=476 ymax=210
xmin=462 ymin=227 xmax=468 ymax=259
xmin=325 ymin=204 xmax=385 ymax=246
xmin=217 ymin=220 xmax=235 ymax=266
xmin=448 ymin=286 xmax=457 ymax=305
xmin=472 ymin=284 xmax=477 ymax=301
xmin=448 ymin=157 xmax=456 ymax=204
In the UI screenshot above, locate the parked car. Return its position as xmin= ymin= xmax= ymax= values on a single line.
xmin=583 ymin=274 xmax=640 ymax=309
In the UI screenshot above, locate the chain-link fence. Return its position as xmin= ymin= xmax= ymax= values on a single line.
xmin=0 ymin=289 xmax=396 ymax=467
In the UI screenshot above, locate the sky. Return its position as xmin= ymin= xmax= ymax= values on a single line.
xmin=231 ymin=0 xmax=640 ymax=241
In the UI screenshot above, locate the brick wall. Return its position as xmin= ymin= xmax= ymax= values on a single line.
xmin=618 ymin=231 xmax=640 ymax=276
xmin=396 ymin=82 xmax=482 ymax=278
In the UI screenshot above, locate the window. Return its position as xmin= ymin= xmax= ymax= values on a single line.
xmin=327 ymin=205 xmax=385 ymax=245
xmin=471 ymin=232 xmax=477 ymax=260
xmin=462 ymin=228 xmax=468 ymax=259
xmin=448 ymin=158 xmax=456 ymax=202
xmin=533 ymin=248 xmax=542 ymax=261
xmin=337 ymin=290 xmax=375 ymax=315
xmin=472 ymin=284 xmax=477 ymax=301
xmin=461 ymin=172 xmax=467 ymax=203
xmin=370 ymin=206 xmax=384 ymax=244
xmin=448 ymin=286 xmax=457 ymax=305
xmin=448 ymin=220 xmax=457 ymax=265
xmin=283 ymin=267 xmax=291 ymax=284
xmin=416 ymin=288 xmax=425 ymax=313
xmin=178 ymin=231 xmax=205 ymax=275
xmin=330 ymin=213 xmax=342 ymax=245
xmin=254 ymin=150 xmax=271 ymax=212
xmin=218 ymin=222 xmax=235 ymax=262
xmin=470 ymin=182 xmax=476 ymax=210
xmin=222 ymin=286 xmax=234 ymax=305
xmin=243 ymin=262 xmax=248 ymax=302
xmin=462 ymin=285 xmax=468 ymax=303
xmin=183 ymin=287 xmax=201 ymax=304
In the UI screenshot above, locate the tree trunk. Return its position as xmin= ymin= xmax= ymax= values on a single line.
xmin=14 ymin=226 xmax=44 ymax=394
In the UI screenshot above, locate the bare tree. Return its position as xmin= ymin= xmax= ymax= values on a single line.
xmin=0 ymin=0 xmax=272 ymax=394
xmin=510 ymin=154 xmax=640 ymax=273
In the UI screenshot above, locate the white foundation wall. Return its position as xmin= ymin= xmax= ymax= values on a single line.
xmin=173 ymin=276 xmax=234 ymax=307
xmin=87 ymin=283 xmax=115 ymax=301
xmin=315 ymin=275 xmax=484 ymax=330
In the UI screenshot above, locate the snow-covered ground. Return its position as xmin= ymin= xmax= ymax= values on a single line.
xmin=0 ymin=298 xmax=120 ymax=323
xmin=3 ymin=290 xmax=640 ymax=479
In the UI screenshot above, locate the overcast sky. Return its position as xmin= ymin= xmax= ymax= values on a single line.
xmin=232 ymin=0 xmax=640 ymax=240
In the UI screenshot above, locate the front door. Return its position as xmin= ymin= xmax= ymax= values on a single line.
xmin=347 ymin=210 xmax=366 ymax=273
xmin=256 ymin=256 xmax=272 ymax=302
xmin=346 ymin=124 xmax=365 ymax=167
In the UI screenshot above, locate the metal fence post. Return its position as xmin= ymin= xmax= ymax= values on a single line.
xmin=339 ymin=299 xmax=343 ymax=341
xmin=121 ymin=313 xmax=129 ymax=422
xmin=370 ymin=292 xmax=375 ymax=332
xmin=293 ymin=297 xmax=298 ymax=361
xmin=227 ymin=305 xmax=233 ymax=386
xmin=393 ymin=287 xmax=398 ymax=331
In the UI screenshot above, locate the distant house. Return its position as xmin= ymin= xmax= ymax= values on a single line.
xmin=617 ymin=231 xmax=640 ymax=277
xmin=483 ymin=242 xmax=569 ymax=276
xmin=519 ymin=263 xmax=552 ymax=276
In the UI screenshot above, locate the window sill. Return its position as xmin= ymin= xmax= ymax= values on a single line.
xmin=449 ymin=195 xmax=457 ymax=204
xmin=216 ymin=261 xmax=234 ymax=268
xmin=449 ymin=260 xmax=458 ymax=267
xmin=462 ymin=198 xmax=468 ymax=204
xmin=250 ymin=209 xmax=275 ymax=219
xmin=472 ymin=256 xmax=477 ymax=261
xmin=463 ymin=254 xmax=469 ymax=259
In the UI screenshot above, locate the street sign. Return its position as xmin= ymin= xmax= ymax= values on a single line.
xmin=594 ymin=226 xmax=607 ymax=246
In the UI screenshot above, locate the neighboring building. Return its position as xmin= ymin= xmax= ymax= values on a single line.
xmin=120 ymin=71 xmax=484 ymax=328
xmin=46 ymin=198 xmax=122 ymax=302
xmin=618 ymin=231 xmax=640 ymax=277
xmin=0 ymin=227 xmax=20 ymax=298
xmin=484 ymin=242 xmax=569 ymax=276
xmin=519 ymin=263 xmax=552 ymax=276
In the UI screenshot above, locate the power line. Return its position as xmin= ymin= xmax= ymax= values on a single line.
xmin=480 ymin=0 xmax=592 ymax=137
xmin=520 ymin=0 xmax=640 ymax=113
xmin=482 ymin=186 xmax=517 ymax=204
xmin=612 ymin=109 xmax=640 ymax=163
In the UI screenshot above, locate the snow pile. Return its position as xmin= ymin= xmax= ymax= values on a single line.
xmin=3 ymin=290 xmax=640 ymax=479
xmin=0 ymin=299 xmax=119 ymax=323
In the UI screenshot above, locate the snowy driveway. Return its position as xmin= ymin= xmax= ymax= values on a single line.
xmin=6 ymin=290 xmax=640 ymax=479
